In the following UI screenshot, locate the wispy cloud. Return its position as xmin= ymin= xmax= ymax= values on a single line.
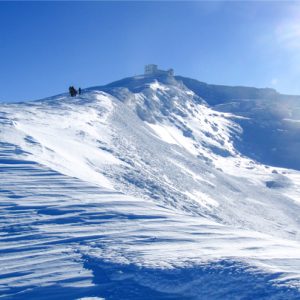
xmin=276 ymin=3 xmax=300 ymax=50
xmin=276 ymin=22 xmax=300 ymax=50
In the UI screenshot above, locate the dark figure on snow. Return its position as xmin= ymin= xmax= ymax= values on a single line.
xmin=69 ymin=86 xmax=77 ymax=97
xmin=78 ymin=87 xmax=82 ymax=95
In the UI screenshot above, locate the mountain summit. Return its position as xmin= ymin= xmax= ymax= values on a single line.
xmin=96 ymin=68 xmax=300 ymax=170
xmin=1 ymin=71 xmax=300 ymax=299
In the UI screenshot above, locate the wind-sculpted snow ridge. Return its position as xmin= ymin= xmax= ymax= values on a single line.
xmin=1 ymin=74 xmax=300 ymax=299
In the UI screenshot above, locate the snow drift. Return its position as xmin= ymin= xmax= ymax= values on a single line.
xmin=1 ymin=73 xmax=300 ymax=299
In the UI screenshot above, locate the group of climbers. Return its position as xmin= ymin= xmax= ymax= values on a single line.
xmin=69 ymin=86 xmax=82 ymax=97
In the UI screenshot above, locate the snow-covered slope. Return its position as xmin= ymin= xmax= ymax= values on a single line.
xmin=177 ymin=75 xmax=300 ymax=170
xmin=1 ymin=74 xmax=300 ymax=299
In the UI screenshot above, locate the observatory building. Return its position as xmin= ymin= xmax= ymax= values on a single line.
xmin=144 ymin=64 xmax=174 ymax=76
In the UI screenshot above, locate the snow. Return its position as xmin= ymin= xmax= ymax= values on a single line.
xmin=148 ymin=80 xmax=170 ymax=92
xmin=283 ymin=118 xmax=300 ymax=123
xmin=184 ymin=190 xmax=219 ymax=209
xmin=1 ymin=75 xmax=300 ymax=298
xmin=1 ymin=92 xmax=120 ymax=189
xmin=147 ymin=122 xmax=198 ymax=155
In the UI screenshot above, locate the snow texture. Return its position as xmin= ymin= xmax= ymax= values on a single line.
xmin=1 ymin=74 xmax=300 ymax=299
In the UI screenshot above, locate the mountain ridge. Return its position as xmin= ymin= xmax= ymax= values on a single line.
xmin=1 ymin=73 xmax=300 ymax=298
xmin=91 ymin=73 xmax=300 ymax=105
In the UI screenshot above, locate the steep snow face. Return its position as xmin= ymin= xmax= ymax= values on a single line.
xmin=177 ymin=75 xmax=300 ymax=170
xmin=215 ymin=98 xmax=300 ymax=170
xmin=1 ymin=75 xmax=300 ymax=298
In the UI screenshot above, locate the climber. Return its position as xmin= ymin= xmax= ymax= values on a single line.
xmin=69 ymin=86 xmax=77 ymax=97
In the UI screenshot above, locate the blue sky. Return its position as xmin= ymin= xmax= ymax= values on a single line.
xmin=1 ymin=1 xmax=300 ymax=102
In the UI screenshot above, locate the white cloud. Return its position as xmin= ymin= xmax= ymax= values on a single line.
xmin=276 ymin=22 xmax=300 ymax=50
xmin=276 ymin=3 xmax=300 ymax=50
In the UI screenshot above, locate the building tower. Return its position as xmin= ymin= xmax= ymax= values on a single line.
xmin=144 ymin=64 xmax=158 ymax=75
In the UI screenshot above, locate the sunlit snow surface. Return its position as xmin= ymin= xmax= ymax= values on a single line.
xmin=1 ymin=77 xmax=300 ymax=299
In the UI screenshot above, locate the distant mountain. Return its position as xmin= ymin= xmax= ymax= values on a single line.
xmin=175 ymin=76 xmax=300 ymax=170
xmin=176 ymin=75 xmax=300 ymax=105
